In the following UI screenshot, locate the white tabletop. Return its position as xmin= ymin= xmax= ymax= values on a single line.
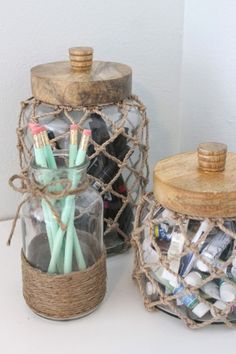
xmin=1 ymin=219 xmax=235 ymax=354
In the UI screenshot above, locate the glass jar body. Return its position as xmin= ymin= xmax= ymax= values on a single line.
xmin=20 ymin=153 xmax=106 ymax=320
xmin=21 ymin=186 xmax=103 ymax=274
xmin=132 ymin=193 xmax=236 ymax=328
xmin=21 ymin=154 xmax=104 ymax=275
xmin=19 ymin=97 xmax=149 ymax=255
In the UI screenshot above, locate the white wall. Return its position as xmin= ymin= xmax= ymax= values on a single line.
xmin=3 ymin=0 xmax=236 ymax=220
xmin=0 ymin=0 xmax=185 ymax=219
xmin=180 ymin=0 xmax=236 ymax=152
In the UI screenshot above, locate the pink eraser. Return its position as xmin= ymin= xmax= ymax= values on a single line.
xmin=70 ymin=124 xmax=78 ymax=130
xmin=32 ymin=126 xmax=45 ymax=135
xmin=28 ymin=122 xmax=45 ymax=135
xmin=28 ymin=122 xmax=40 ymax=130
xmin=83 ymin=129 xmax=92 ymax=136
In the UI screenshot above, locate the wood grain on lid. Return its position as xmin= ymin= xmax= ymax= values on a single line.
xmin=31 ymin=47 xmax=132 ymax=107
xmin=153 ymin=145 xmax=236 ymax=217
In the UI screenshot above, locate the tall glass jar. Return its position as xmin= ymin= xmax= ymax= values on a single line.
xmin=21 ymin=152 xmax=106 ymax=320
xmin=17 ymin=46 xmax=149 ymax=255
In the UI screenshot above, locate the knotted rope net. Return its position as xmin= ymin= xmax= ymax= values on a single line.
xmin=16 ymin=95 xmax=149 ymax=253
xmin=132 ymin=193 xmax=236 ymax=329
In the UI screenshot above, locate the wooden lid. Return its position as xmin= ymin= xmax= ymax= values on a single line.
xmin=31 ymin=47 xmax=132 ymax=107
xmin=153 ymin=142 xmax=236 ymax=217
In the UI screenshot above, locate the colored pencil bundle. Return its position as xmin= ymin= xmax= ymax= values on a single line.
xmin=29 ymin=122 xmax=91 ymax=274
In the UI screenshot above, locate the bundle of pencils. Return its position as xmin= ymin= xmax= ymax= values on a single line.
xmin=29 ymin=122 xmax=91 ymax=274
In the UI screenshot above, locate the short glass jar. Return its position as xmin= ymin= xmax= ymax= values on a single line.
xmin=21 ymin=152 xmax=106 ymax=320
xmin=132 ymin=143 xmax=236 ymax=329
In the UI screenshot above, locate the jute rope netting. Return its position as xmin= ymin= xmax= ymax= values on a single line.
xmin=132 ymin=193 xmax=236 ymax=329
xmin=16 ymin=95 xmax=149 ymax=250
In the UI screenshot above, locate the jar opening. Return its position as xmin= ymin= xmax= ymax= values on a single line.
xmin=30 ymin=150 xmax=89 ymax=172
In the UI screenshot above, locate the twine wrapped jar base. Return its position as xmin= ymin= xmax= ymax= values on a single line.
xmin=21 ymin=250 xmax=107 ymax=320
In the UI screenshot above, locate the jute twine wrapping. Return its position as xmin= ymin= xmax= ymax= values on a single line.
xmin=16 ymin=96 xmax=149 ymax=249
xmin=7 ymin=171 xmax=89 ymax=245
xmin=21 ymin=250 xmax=106 ymax=319
xmin=132 ymin=193 xmax=236 ymax=329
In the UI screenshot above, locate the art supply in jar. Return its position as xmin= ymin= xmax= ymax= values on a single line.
xmin=196 ymin=222 xmax=236 ymax=272
xmin=218 ymin=280 xmax=236 ymax=303
xmin=173 ymin=284 xmax=210 ymax=318
xmin=211 ymin=301 xmax=236 ymax=317
xmin=184 ymin=271 xmax=203 ymax=288
xmin=167 ymin=222 xmax=188 ymax=274
xmin=224 ymin=264 xmax=236 ymax=281
xmin=154 ymin=223 xmax=174 ymax=242
xmin=29 ymin=123 xmax=91 ymax=274
xmin=36 ymin=111 xmax=134 ymax=254
xmin=87 ymin=113 xmax=133 ymax=252
xmin=47 ymin=129 xmax=91 ymax=274
xmin=184 ymin=271 xmax=221 ymax=300
xmin=179 ymin=220 xmax=211 ymax=277
xmin=143 ymin=212 xmax=236 ymax=318
xmin=142 ymin=239 xmax=160 ymax=266
xmin=201 ymin=281 xmax=221 ymax=301
xmin=146 ymin=281 xmax=157 ymax=296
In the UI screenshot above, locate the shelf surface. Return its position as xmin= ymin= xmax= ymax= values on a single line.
xmin=0 ymin=219 xmax=235 ymax=354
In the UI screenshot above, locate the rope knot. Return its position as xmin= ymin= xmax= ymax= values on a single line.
xmin=16 ymin=127 xmax=24 ymax=135
xmin=20 ymin=101 xmax=28 ymax=108
xmin=139 ymin=104 xmax=146 ymax=112
xmin=133 ymin=139 xmax=139 ymax=146
xmin=7 ymin=170 xmax=89 ymax=246
xmin=16 ymin=143 xmax=23 ymax=151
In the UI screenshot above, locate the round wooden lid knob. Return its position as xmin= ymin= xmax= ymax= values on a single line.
xmin=69 ymin=47 xmax=93 ymax=72
xmin=198 ymin=142 xmax=227 ymax=172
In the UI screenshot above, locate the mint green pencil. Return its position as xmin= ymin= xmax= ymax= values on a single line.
xmin=40 ymin=129 xmax=58 ymax=236
xmin=30 ymin=123 xmax=62 ymax=272
xmin=64 ymin=124 xmax=78 ymax=273
xmin=64 ymin=125 xmax=87 ymax=273
xmin=48 ymin=129 xmax=91 ymax=274
xmin=40 ymin=128 xmax=65 ymax=273
xmin=31 ymin=129 xmax=54 ymax=253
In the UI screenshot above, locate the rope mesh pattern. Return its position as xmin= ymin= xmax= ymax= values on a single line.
xmin=16 ymin=96 xmax=149 ymax=252
xmin=132 ymin=193 xmax=236 ymax=329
